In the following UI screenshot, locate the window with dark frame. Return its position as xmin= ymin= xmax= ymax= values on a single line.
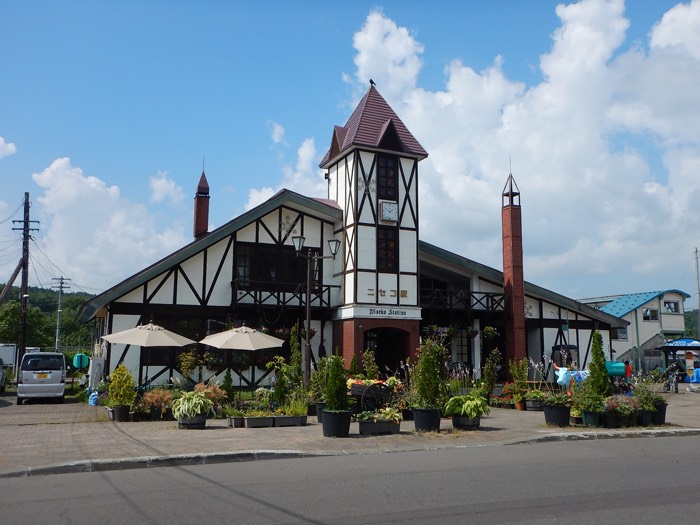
xmin=377 ymin=154 xmax=398 ymax=200
xmin=377 ymin=226 xmax=398 ymax=273
xmin=664 ymin=301 xmax=679 ymax=313
xmin=642 ymin=308 xmax=659 ymax=321
xmin=234 ymin=242 xmax=304 ymax=291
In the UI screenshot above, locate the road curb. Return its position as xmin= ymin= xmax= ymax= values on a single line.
xmin=504 ymin=427 xmax=700 ymax=445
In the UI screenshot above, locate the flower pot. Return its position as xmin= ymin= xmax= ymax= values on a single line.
xmin=359 ymin=420 xmax=400 ymax=435
xmin=401 ymin=408 xmax=414 ymax=421
xmin=244 ymin=416 xmax=274 ymax=428
xmin=315 ymin=402 xmax=326 ymax=423
xmin=413 ymin=407 xmax=441 ymax=432
xmin=112 ymin=405 xmax=130 ymax=422
xmin=581 ymin=410 xmax=601 ymax=427
xmin=452 ymin=415 xmax=481 ymax=430
xmin=651 ymin=403 xmax=667 ymax=425
xmin=543 ymin=405 xmax=570 ymax=427
xmin=515 ymin=401 xmax=527 ymax=411
xmin=526 ymin=399 xmax=544 ymax=411
xmin=178 ymin=414 xmax=206 ymax=429
xmin=321 ymin=410 xmax=352 ymax=437
xmin=638 ymin=410 xmax=653 ymax=427
xmin=227 ymin=416 xmax=244 ymax=428
xmin=601 ymin=412 xmax=620 ymax=428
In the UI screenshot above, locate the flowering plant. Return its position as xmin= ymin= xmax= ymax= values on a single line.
xmin=357 ymin=407 xmax=403 ymax=423
xmin=544 ymin=391 xmax=571 ymax=407
xmin=605 ymin=395 xmax=640 ymax=416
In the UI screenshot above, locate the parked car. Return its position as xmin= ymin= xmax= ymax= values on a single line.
xmin=16 ymin=351 xmax=66 ymax=404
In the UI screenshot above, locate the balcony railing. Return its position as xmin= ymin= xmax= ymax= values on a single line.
xmin=233 ymin=279 xmax=333 ymax=309
xmin=419 ymin=289 xmax=504 ymax=312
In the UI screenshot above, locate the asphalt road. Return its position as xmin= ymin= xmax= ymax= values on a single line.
xmin=2 ymin=435 xmax=699 ymax=524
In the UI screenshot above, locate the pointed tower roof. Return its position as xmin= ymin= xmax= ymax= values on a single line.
xmin=320 ymin=85 xmax=428 ymax=168
xmin=196 ymin=171 xmax=209 ymax=195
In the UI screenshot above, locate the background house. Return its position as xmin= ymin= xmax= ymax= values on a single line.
xmin=579 ymin=289 xmax=690 ymax=372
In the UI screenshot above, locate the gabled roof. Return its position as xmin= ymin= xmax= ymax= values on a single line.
xmin=319 ymin=85 xmax=428 ymax=168
xmin=78 ymin=189 xmax=342 ymax=323
xmin=595 ymin=290 xmax=690 ymax=317
xmin=419 ymin=241 xmax=627 ymax=328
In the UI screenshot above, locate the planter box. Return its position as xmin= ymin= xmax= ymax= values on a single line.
xmin=244 ymin=416 xmax=274 ymax=428
xmin=273 ymin=415 xmax=307 ymax=427
xmin=227 ymin=416 xmax=244 ymax=428
xmin=359 ymin=420 xmax=400 ymax=435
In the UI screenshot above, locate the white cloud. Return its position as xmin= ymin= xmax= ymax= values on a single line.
xmin=337 ymin=1 xmax=700 ymax=299
xmin=244 ymin=137 xmax=326 ymax=211
xmin=31 ymin=158 xmax=187 ymax=290
xmin=0 ymin=136 xmax=17 ymax=158
xmin=268 ymin=120 xmax=286 ymax=145
xmin=149 ymin=171 xmax=185 ymax=204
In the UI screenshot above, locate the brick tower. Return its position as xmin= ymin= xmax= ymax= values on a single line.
xmin=502 ymin=173 xmax=526 ymax=363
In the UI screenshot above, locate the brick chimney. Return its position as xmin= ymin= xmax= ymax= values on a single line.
xmin=193 ymin=171 xmax=209 ymax=240
xmin=502 ymin=173 xmax=526 ymax=363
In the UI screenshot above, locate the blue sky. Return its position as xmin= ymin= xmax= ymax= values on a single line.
xmin=1 ymin=0 xmax=699 ymax=310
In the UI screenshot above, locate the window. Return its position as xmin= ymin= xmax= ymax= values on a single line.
xmin=235 ymin=242 xmax=304 ymax=291
xmin=642 ymin=308 xmax=659 ymax=321
xmin=664 ymin=301 xmax=679 ymax=313
xmin=377 ymin=226 xmax=398 ymax=272
xmin=612 ymin=327 xmax=628 ymax=341
xmin=377 ymin=154 xmax=398 ymax=200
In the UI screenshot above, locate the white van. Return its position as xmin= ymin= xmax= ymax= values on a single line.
xmin=16 ymin=351 xmax=66 ymax=404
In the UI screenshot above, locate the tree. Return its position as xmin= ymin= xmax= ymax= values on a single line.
xmin=588 ymin=331 xmax=610 ymax=397
xmin=0 ymin=300 xmax=54 ymax=348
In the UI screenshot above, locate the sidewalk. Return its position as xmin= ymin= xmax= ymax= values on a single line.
xmin=1 ymin=389 xmax=699 ymax=478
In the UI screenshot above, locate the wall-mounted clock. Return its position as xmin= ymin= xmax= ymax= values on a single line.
xmin=380 ymin=201 xmax=399 ymax=222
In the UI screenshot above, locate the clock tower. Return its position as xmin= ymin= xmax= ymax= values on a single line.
xmin=320 ymin=84 xmax=428 ymax=366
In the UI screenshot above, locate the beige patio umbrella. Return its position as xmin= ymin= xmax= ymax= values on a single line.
xmin=199 ymin=325 xmax=285 ymax=350
xmin=102 ymin=322 xmax=196 ymax=347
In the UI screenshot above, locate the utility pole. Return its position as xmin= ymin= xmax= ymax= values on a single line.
xmin=11 ymin=192 xmax=39 ymax=366
xmin=52 ymin=276 xmax=71 ymax=352
xmin=695 ymin=247 xmax=699 ymax=339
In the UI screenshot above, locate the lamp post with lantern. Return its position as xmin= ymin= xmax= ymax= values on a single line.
xmin=292 ymin=236 xmax=341 ymax=387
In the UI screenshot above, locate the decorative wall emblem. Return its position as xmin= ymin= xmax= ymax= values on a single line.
xmin=279 ymin=214 xmax=298 ymax=237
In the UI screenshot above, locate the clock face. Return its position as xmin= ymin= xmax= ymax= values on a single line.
xmin=381 ymin=201 xmax=399 ymax=222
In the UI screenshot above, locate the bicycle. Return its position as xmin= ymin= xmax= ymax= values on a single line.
xmin=662 ymin=362 xmax=681 ymax=394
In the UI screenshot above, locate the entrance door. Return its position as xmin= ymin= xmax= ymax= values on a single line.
xmin=364 ymin=328 xmax=408 ymax=377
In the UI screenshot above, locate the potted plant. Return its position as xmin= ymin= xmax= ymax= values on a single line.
xmin=412 ymin=335 xmax=449 ymax=432
xmin=357 ymin=407 xmax=403 ymax=435
xmin=508 ymin=357 xmax=528 ymax=410
xmin=309 ymin=357 xmax=328 ymax=423
xmin=480 ymin=348 xmax=501 ymax=401
xmin=571 ymin=380 xmax=605 ymax=427
xmin=172 ymin=390 xmax=214 ymax=429
xmin=444 ymin=391 xmax=491 ymax=430
xmin=321 ymin=354 xmax=352 ymax=437
xmin=108 ymin=364 xmax=136 ymax=422
xmin=543 ymin=391 xmax=571 ymax=427
xmin=524 ymin=389 xmax=545 ymax=411
xmin=140 ymin=388 xmax=173 ymax=421
xmin=634 ymin=385 xmax=664 ymax=427
xmin=602 ymin=395 xmax=640 ymax=428
xmin=194 ymin=382 xmax=228 ymax=414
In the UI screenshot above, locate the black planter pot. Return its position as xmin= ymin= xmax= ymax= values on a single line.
xmin=651 ymin=403 xmax=667 ymax=425
xmin=112 ymin=405 xmax=130 ymax=422
xmin=413 ymin=408 xmax=441 ymax=432
xmin=315 ymin=402 xmax=326 ymax=423
xmin=525 ymin=399 xmax=544 ymax=411
xmin=178 ymin=414 xmax=207 ymax=429
xmin=321 ymin=410 xmax=352 ymax=437
xmin=543 ymin=404 xmax=570 ymax=427
xmin=452 ymin=415 xmax=481 ymax=430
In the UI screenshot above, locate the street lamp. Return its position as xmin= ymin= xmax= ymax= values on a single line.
xmin=292 ymin=235 xmax=341 ymax=387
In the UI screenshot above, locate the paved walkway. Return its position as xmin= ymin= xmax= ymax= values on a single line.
xmin=1 ymin=388 xmax=699 ymax=478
